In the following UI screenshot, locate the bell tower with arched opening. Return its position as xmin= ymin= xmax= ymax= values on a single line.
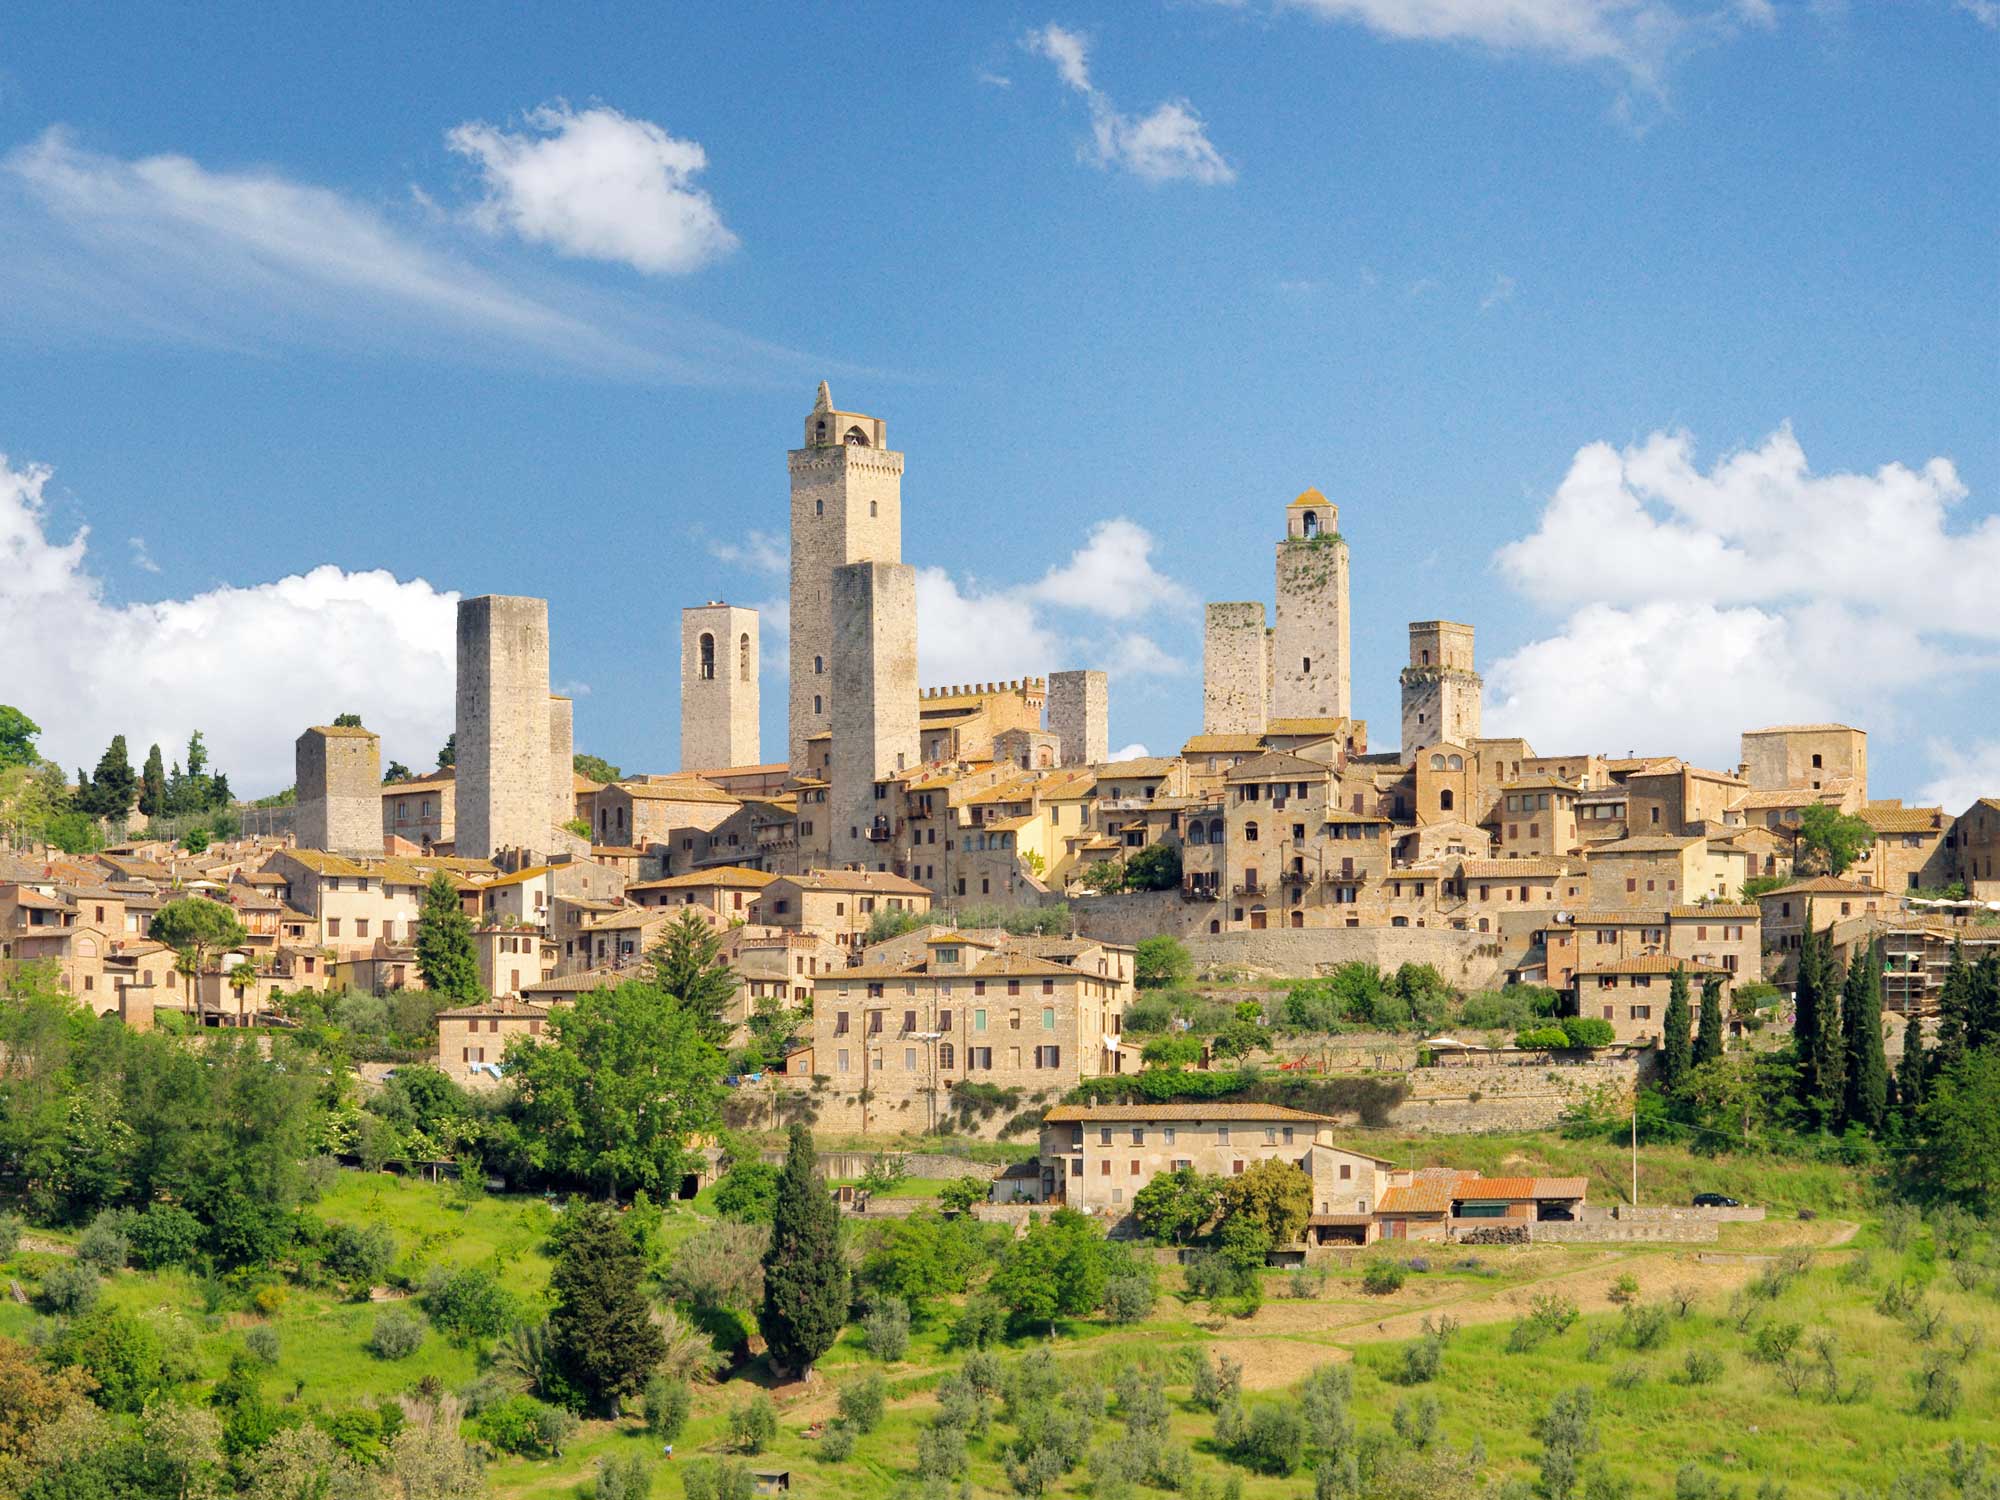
xmin=1400 ymin=620 xmax=1482 ymax=760
xmin=681 ymin=601 xmax=760 ymax=771
xmin=788 ymin=382 xmax=904 ymax=769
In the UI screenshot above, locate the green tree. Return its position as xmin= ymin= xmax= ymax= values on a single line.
xmin=1840 ymin=939 xmax=1889 ymax=1133
xmin=138 ymin=743 xmax=167 ymax=819
xmin=1793 ymin=903 xmax=1829 ymax=1110
xmin=1896 ymin=1010 xmax=1927 ymax=1118
xmin=415 ymin=870 xmax=482 ymax=1003
xmin=504 ymin=982 xmax=721 ymax=1198
xmin=76 ymin=733 xmax=137 ymax=821
xmin=648 ymin=908 xmax=738 ymax=1047
xmin=181 ymin=827 xmax=211 ymax=855
xmin=1217 ymin=1159 xmax=1313 ymax=1248
xmin=43 ymin=808 xmax=104 ymax=855
xmin=760 ymin=1125 xmax=847 ymax=1377
xmin=1796 ymin=804 xmax=1874 ymax=877
xmin=990 ymin=1209 xmax=1109 ymax=1331
xmin=0 ymin=706 xmax=40 ymax=769
xmin=1661 ymin=966 xmax=1693 ymax=1091
xmin=383 ymin=761 xmax=413 ymax=784
xmin=1917 ymin=1049 xmax=2000 ymax=1206
xmin=149 ymin=897 xmax=247 ymax=1028
xmin=1134 ymin=935 xmax=1193 ymax=989
xmin=436 ymin=732 xmax=456 ymax=769
xmin=547 ymin=1202 xmax=665 ymax=1415
xmin=1123 ymin=842 xmax=1182 ymax=892
xmin=1131 ymin=1166 xmax=1222 ymax=1244
xmin=1933 ymin=938 xmax=1973 ymax=1072
xmin=1813 ymin=955 xmax=1849 ymax=1127
xmin=332 ymin=713 xmax=363 ymax=728
xmin=1142 ymin=1033 xmax=1202 ymax=1069
xmin=573 ymin=753 xmax=621 ymax=784
xmin=1081 ymin=860 xmax=1125 ymax=894
xmin=1695 ymin=976 xmax=1726 ymax=1066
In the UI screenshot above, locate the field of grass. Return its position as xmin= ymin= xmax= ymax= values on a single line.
xmin=4 ymin=1141 xmax=1995 ymax=1499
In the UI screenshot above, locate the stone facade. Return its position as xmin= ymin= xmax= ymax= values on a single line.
xmin=547 ymin=695 xmax=574 ymax=832
xmin=1202 ymin=602 xmax=1269 ymax=735
xmin=295 ymin=725 xmax=381 ymax=856
xmin=788 ymin=383 xmax=903 ymax=769
xmin=1272 ymin=491 xmax=1351 ymax=722
xmin=1048 ymin=669 xmax=1109 ymax=768
xmin=680 ymin=603 xmax=761 ymax=771
xmin=1740 ymin=723 xmax=1867 ymax=799
xmin=829 ymin=561 xmax=919 ymax=870
xmin=456 ymin=595 xmax=553 ymax=860
xmin=1399 ymin=622 xmax=1482 ymax=757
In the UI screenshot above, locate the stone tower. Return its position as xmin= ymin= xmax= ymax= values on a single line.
xmin=295 ymin=724 xmax=380 ymax=855
xmin=829 ymin=561 xmax=919 ymax=871
xmin=1048 ymin=669 xmax=1108 ymax=767
xmin=681 ymin=603 xmax=761 ymax=771
xmin=1399 ymin=621 xmax=1482 ymax=759
xmin=788 ymin=382 xmax=904 ymax=770
xmin=1203 ymin=602 xmax=1269 ymax=735
xmin=456 ymin=594 xmax=553 ymax=860
xmin=547 ymin=695 xmax=574 ymax=829
xmin=1272 ymin=488 xmax=1351 ymax=721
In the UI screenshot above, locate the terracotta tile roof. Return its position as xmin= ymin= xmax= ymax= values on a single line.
xmin=1574 ymin=955 xmax=1728 ymax=977
xmin=1377 ymin=1177 xmax=1466 ymax=1214
xmin=616 ymin=780 xmax=739 ymax=805
xmin=778 ymin=869 xmax=932 ymax=896
xmin=478 ymin=864 xmax=558 ymax=889
xmin=1183 ymin=734 xmax=1267 ymax=754
xmin=1287 ymin=487 xmax=1328 ymax=509
xmin=1457 ymin=1176 xmax=1588 ymax=1200
xmin=1668 ymin=904 xmax=1759 ymax=919
xmin=1224 ymin=751 xmax=1330 ymax=782
xmin=1591 ymin=835 xmax=1703 ymax=854
xmin=1731 ymin=788 xmax=1827 ymax=810
xmin=1095 ymin=758 xmax=1178 ymax=778
xmin=1859 ymin=805 xmax=1944 ymax=834
xmin=1042 ymin=1103 xmax=1336 ymax=1124
xmin=1459 ymin=858 xmax=1572 ymax=879
xmin=308 ymin=724 xmax=378 ymax=738
xmin=629 ymin=866 xmax=776 ymax=890
xmin=1744 ymin=723 xmax=1862 ymax=735
xmin=985 ymin=815 xmax=1037 ymax=832
xmin=1263 ymin=717 xmax=1351 ymax=737
xmin=1759 ymin=876 xmax=1887 ymax=897
xmin=1501 ymin=775 xmax=1580 ymax=793
xmin=435 ymin=997 xmax=550 ymax=1020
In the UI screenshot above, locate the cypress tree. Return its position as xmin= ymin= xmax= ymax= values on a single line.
xmin=1970 ymin=953 xmax=2000 ymax=1054
xmin=415 ymin=869 xmax=482 ymax=1003
xmin=1662 ymin=966 xmax=1693 ymax=1091
xmin=1793 ymin=902 xmax=1823 ymax=1105
xmin=1814 ymin=955 xmax=1849 ymax=1129
xmin=78 ymin=734 xmax=136 ymax=820
xmin=1695 ymin=976 xmax=1726 ymax=1066
xmin=760 ymin=1124 xmax=847 ymax=1379
xmin=1897 ymin=1010 xmax=1927 ymax=1120
xmin=548 ymin=1201 xmax=666 ymax=1415
xmin=1933 ymin=939 xmax=1971 ymax=1071
xmin=1841 ymin=941 xmax=1889 ymax=1133
xmin=138 ymin=743 xmax=167 ymax=819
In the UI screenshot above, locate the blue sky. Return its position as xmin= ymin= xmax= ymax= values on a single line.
xmin=1 ymin=1 xmax=1995 ymax=805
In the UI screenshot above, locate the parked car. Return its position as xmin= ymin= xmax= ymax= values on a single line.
xmin=1692 ymin=1192 xmax=1742 ymax=1208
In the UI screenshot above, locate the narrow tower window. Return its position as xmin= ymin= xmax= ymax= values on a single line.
xmin=815 ymin=499 xmax=824 ymax=516
xmin=739 ymin=632 xmax=751 ymax=682
xmin=1302 ymin=511 xmax=1319 ymax=538
xmin=699 ymin=633 xmax=716 ymax=680
xmin=1302 ymin=657 xmax=1311 ymax=673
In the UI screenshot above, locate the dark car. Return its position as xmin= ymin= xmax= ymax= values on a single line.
xmin=1692 ymin=1192 xmax=1742 ymax=1208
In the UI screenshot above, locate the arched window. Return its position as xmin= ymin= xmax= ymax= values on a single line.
xmin=1421 ymin=649 xmax=1431 ymax=665
xmin=1430 ymin=754 xmax=1445 ymax=771
xmin=870 ymin=501 xmax=878 ymax=517
xmin=813 ymin=694 xmax=823 ymax=714
xmin=1447 ymin=754 xmax=1463 ymax=771
xmin=1188 ymin=822 xmax=1206 ymax=846
xmin=1209 ymin=919 xmax=1221 ymax=934
xmin=1441 ymin=789 xmax=1455 ymax=811
xmin=698 ymin=633 xmax=716 ymax=680
xmin=844 ymin=425 xmax=870 ymax=446
xmin=815 ymin=655 xmax=825 ymax=675
xmin=815 ymin=499 xmax=824 ymax=516
xmin=739 ymin=633 xmax=752 ymax=681
xmin=1208 ymin=818 xmax=1224 ymax=843
xmin=1244 ymin=821 xmax=1259 ymax=842
xmin=1302 ymin=511 xmax=1319 ymax=538
xmin=815 ymin=418 xmax=827 ymax=442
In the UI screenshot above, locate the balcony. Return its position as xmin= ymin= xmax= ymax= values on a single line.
xmin=865 ymin=817 xmax=893 ymax=843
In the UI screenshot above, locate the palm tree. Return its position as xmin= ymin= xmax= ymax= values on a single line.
xmin=225 ymin=957 xmax=259 ymax=1022
xmin=492 ymin=1320 xmax=555 ymax=1395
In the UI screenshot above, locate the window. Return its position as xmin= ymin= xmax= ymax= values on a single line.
xmin=1244 ymin=821 xmax=1259 ymax=842
xmin=1339 ymin=1163 xmax=1351 ymax=1180
xmin=1042 ymin=1007 xmax=1055 ymax=1030
xmin=1216 ymin=1126 xmax=1230 ymax=1144
xmin=698 ymin=632 xmax=716 ymax=680
xmin=974 ymin=1008 xmax=987 ymax=1031
xmin=837 ymin=1048 xmax=850 ymax=1072
xmin=939 ymin=1042 xmax=954 ymax=1068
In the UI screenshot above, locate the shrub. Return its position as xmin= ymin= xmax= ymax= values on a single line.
xmin=244 ymin=1326 xmax=282 ymax=1365
xmin=1103 ymin=1273 xmax=1156 ymax=1324
xmin=421 ymin=1266 xmax=514 ymax=1344
xmin=252 ymin=1283 xmax=288 ymax=1317
xmin=1507 ymin=1294 xmax=1580 ymax=1354
xmin=729 ymin=1393 xmax=777 ymax=1453
xmin=839 ymin=1372 xmax=886 ymax=1434
xmin=368 ymin=1308 xmax=425 ymax=1360
xmin=680 ymin=1460 xmax=756 ymax=1500
xmin=1233 ymin=1400 xmax=1307 ymax=1475
xmin=1135 ymin=935 xmax=1195 ymax=989
xmin=1752 ymin=1321 xmax=1804 ymax=1365
xmin=322 ymin=1221 xmax=397 ymax=1289
xmin=1191 ymin=1351 xmax=1243 ymax=1412
xmin=0 ymin=1212 xmax=21 ymax=1259
xmin=713 ymin=1161 xmax=782 ymax=1223
xmin=862 ymin=1295 xmax=910 ymax=1362
xmin=1561 ymin=1017 xmax=1617 ymax=1049
xmin=75 ymin=1214 xmax=132 ymax=1274
xmin=643 ymin=1375 xmax=690 ymax=1441
xmin=948 ymin=1293 xmax=1007 ymax=1350
xmin=1623 ymin=1303 xmax=1671 ymax=1350
xmin=1682 ymin=1348 xmax=1723 ymax=1385
xmin=1397 ymin=1327 xmax=1448 ymax=1385
xmin=916 ymin=1422 xmax=967 ymax=1482
xmin=37 ymin=1263 xmax=100 ymax=1316
xmin=596 ymin=1454 xmax=655 ymax=1500
xmin=128 ymin=1204 xmax=203 ymax=1270
xmin=938 ymin=1175 xmax=989 ymax=1215
xmin=1516 ymin=1026 xmax=1573 ymax=1051
xmin=1607 ymin=1273 xmax=1640 ymax=1305
xmin=1609 ymin=1363 xmax=1646 ymax=1390
xmin=478 ymin=1394 xmax=576 ymax=1457
xmin=817 ymin=1422 xmax=856 ymax=1463
xmin=1911 ymin=1352 xmax=1962 ymax=1420
xmin=1880 ymin=1202 xmax=1920 ymax=1250
xmin=1362 ymin=1260 xmax=1406 ymax=1295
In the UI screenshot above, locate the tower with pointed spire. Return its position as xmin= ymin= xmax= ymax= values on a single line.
xmin=787 ymin=383 xmax=905 ymax=770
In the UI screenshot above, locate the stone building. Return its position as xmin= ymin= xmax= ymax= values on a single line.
xmin=1048 ymin=669 xmax=1109 ymax=768
xmin=1202 ymin=601 xmax=1269 ymax=735
xmin=1947 ymin=797 xmax=2000 ymax=897
xmin=436 ymin=997 xmax=548 ymax=1087
xmin=547 ymin=694 xmax=574 ymax=835
xmin=295 ymin=724 xmax=381 ymax=856
xmin=829 ymin=561 xmax=919 ymax=870
xmin=788 ymin=383 xmax=903 ymax=769
xmin=1740 ymin=723 xmax=1868 ymax=801
xmin=456 ymin=594 xmax=554 ymax=860
xmin=681 ymin=603 xmax=761 ymax=772
xmin=1854 ymin=802 xmax=1954 ymax=892
xmin=1399 ymin=622 xmax=1482 ymax=759
xmin=1271 ymin=490 xmax=1351 ymax=722
xmin=382 ymin=769 xmax=455 ymax=849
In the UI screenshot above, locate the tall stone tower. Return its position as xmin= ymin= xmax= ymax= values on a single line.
xmin=547 ymin=695 xmax=574 ymax=829
xmin=1272 ymin=488 xmax=1351 ymax=721
xmin=295 ymin=724 xmax=380 ymax=855
xmin=1048 ymin=669 xmax=1108 ymax=767
xmin=456 ymin=595 xmax=553 ymax=860
xmin=1399 ymin=621 xmax=1482 ymax=759
xmin=829 ymin=562 xmax=919 ymax=870
xmin=788 ymin=383 xmax=903 ymax=770
xmin=1202 ymin=602 xmax=1269 ymax=735
xmin=681 ymin=603 xmax=761 ymax=771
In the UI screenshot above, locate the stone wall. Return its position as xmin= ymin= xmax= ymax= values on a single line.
xmin=1273 ymin=536 xmax=1351 ymax=721
xmin=829 ymin=562 xmax=919 ymax=868
xmin=1388 ymin=1057 xmax=1637 ymax=1133
xmin=1521 ymin=1218 xmax=1719 ymax=1244
xmin=680 ymin=603 xmax=761 ymax=772
xmin=547 ymin=695 xmax=574 ymax=827
xmin=295 ymin=725 xmax=380 ymax=855
xmin=755 ymin=1149 xmax=1005 ymax=1180
xmin=1048 ymin=669 xmax=1108 ymax=769
xmin=1202 ymin=602 xmax=1268 ymax=735
xmin=456 ymin=595 xmax=552 ymax=860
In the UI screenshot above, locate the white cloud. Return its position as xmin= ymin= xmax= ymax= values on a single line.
xmin=916 ymin=567 xmax=1065 ymax=686
xmin=1022 ymin=517 xmax=1195 ymax=620
xmin=127 ymin=536 xmax=160 ymax=574
xmin=1484 ymin=427 xmax=2000 ymax=766
xmin=1920 ymin=739 xmax=2000 ymax=814
xmin=446 ymin=103 xmax=737 ymax=276
xmin=1025 ymin=24 xmax=1236 ymax=185
xmin=1102 ymin=633 xmax=1194 ymax=678
xmin=0 ymin=128 xmax=809 ymax=384
xmin=1107 ymin=743 xmax=1152 ymax=762
xmin=1479 ymin=272 xmax=1518 ymax=312
xmin=706 ymin=529 xmax=790 ymax=577
xmin=1280 ymin=0 xmax=1688 ymax=87
xmin=1958 ymin=0 xmax=1999 ymax=27
xmin=2 ymin=453 xmax=456 ymax=794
